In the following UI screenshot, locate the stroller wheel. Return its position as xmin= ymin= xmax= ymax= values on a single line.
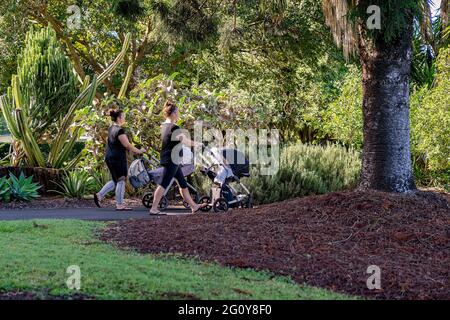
xmin=142 ymin=193 xmax=153 ymax=208
xmin=213 ymin=198 xmax=228 ymax=213
xmin=241 ymin=194 xmax=254 ymax=209
xmin=142 ymin=193 xmax=169 ymax=211
xmin=198 ymin=196 xmax=212 ymax=212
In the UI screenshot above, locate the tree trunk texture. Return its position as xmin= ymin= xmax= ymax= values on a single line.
xmin=0 ymin=167 xmax=63 ymax=195
xmin=357 ymin=24 xmax=416 ymax=192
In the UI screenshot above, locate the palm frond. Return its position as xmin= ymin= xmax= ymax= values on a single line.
xmin=322 ymin=0 xmax=357 ymax=59
xmin=441 ymin=0 xmax=449 ymax=30
xmin=419 ymin=0 xmax=434 ymax=44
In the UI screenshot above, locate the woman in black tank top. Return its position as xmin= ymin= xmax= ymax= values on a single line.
xmin=149 ymin=100 xmax=207 ymax=215
xmin=94 ymin=109 xmax=145 ymax=211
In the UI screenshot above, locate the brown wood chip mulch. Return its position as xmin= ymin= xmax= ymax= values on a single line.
xmin=101 ymin=190 xmax=450 ymax=300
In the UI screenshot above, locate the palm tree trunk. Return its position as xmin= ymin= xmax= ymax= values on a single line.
xmin=357 ymin=24 xmax=416 ymax=192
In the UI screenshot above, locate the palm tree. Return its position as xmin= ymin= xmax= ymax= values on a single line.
xmin=322 ymin=0 xmax=436 ymax=192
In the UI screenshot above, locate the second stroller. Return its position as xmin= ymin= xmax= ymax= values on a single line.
xmin=128 ymin=150 xmax=200 ymax=210
xmin=198 ymin=147 xmax=253 ymax=213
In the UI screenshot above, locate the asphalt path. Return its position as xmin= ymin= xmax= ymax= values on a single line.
xmin=0 ymin=207 xmax=191 ymax=221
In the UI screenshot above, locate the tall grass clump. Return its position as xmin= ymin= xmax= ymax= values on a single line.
xmin=246 ymin=143 xmax=361 ymax=204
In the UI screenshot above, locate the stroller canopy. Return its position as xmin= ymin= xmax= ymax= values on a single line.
xmin=221 ymin=148 xmax=250 ymax=177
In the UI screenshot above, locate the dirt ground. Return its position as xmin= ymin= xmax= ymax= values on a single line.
xmin=102 ymin=190 xmax=450 ymax=300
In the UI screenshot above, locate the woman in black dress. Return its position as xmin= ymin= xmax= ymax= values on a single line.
xmin=149 ymin=100 xmax=206 ymax=215
xmin=94 ymin=109 xmax=145 ymax=211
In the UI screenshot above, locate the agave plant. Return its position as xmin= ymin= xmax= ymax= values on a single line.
xmin=8 ymin=172 xmax=40 ymax=202
xmin=53 ymin=171 xmax=96 ymax=199
xmin=0 ymin=176 xmax=11 ymax=203
xmin=0 ymin=33 xmax=131 ymax=169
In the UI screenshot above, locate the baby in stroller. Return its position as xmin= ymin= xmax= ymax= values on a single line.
xmin=198 ymin=147 xmax=253 ymax=212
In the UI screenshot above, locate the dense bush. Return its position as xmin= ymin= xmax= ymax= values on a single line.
xmin=236 ymin=143 xmax=360 ymax=205
xmin=322 ymin=66 xmax=363 ymax=149
xmin=410 ymin=48 xmax=450 ymax=172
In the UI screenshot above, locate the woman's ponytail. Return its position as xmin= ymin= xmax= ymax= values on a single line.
xmin=108 ymin=109 xmax=123 ymax=122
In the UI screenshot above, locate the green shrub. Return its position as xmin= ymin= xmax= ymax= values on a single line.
xmin=7 ymin=172 xmax=40 ymax=202
xmin=54 ymin=171 xmax=96 ymax=199
xmin=410 ymin=48 xmax=450 ymax=172
xmin=245 ymin=143 xmax=360 ymax=204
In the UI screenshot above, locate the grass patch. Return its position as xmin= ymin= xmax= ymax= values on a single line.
xmin=0 ymin=220 xmax=354 ymax=300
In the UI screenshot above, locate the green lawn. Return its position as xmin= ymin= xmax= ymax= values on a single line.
xmin=0 ymin=220 xmax=353 ymax=300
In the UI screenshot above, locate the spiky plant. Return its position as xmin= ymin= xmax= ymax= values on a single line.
xmin=0 ymin=33 xmax=131 ymax=169
xmin=17 ymin=27 xmax=79 ymax=134
xmin=7 ymin=172 xmax=40 ymax=202
xmin=53 ymin=171 xmax=96 ymax=199
xmin=0 ymin=176 xmax=11 ymax=203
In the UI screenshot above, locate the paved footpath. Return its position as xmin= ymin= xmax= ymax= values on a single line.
xmin=0 ymin=207 xmax=190 ymax=221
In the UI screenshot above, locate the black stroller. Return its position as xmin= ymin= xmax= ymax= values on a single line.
xmin=128 ymin=153 xmax=200 ymax=210
xmin=198 ymin=147 xmax=253 ymax=213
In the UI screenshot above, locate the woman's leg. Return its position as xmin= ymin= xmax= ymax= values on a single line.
xmin=179 ymin=187 xmax=201 ymax=211
xmin=115 ymin=176 xmax=126 ymax=207
xmin=149 ymin=163 xmax=176 ymax=214
xmin=149 ymin=185 xmax=166 ymax=213
xmin=97 ymin=181 xmax=116 ymax=200
xmin=174 ymin=167 xmax=203 ymax=213
xmin=110 ymin=160 xmax=131 ymax=210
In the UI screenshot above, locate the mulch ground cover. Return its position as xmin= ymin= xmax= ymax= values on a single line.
xmin=101 ymin=190 xmax=450 ymax=300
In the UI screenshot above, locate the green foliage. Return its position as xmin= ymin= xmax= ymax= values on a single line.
xmin=350 ymin=0 xmax=427 ymax=43
xmin=411 ymin=48 xmax=450 ymax=171
xmin=6 ymin=172 xmax=41 ymax=202
xmin=153 ymin=0 xmax=218 ymax=43
xmin=191 ymin=0 xmax=348 ymax=142
xmin=111 ymin=0 xmax=146 ymax=21
xmin=322 ymin=65 xmax=363 ymax=149
xmin=244 ymin=143 xmax=361 ymax=205
xmin=53 ymin=171 xmax=96 ymax=199
xmin=17 ymin=27 xmax=78 ymax=133
xmin=0 ymin=0 xmax=30 ymax=92
xmin=0 ymin=177 xmax=11 ymax=203
xmin=411 ymin=38 xmax=436 ymax=88
xmin=0 ymin=117 xmax=7 ymax=134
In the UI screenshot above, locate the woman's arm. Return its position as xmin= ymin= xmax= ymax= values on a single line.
xmin=177 ymin=133 xmax=202 ymax=148
xmin=118 ymin=134 xmax=145 ymax=154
